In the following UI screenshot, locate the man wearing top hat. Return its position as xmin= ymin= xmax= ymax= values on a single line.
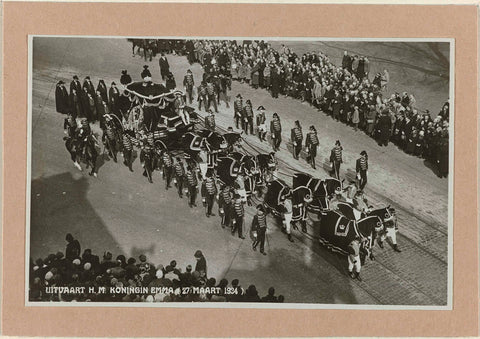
xmin=256 ymin=106 xmax=267 ymax=142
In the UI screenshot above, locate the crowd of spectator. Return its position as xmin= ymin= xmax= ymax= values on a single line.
xmin=175 ymin=39 xmax=449 ymax=178
xmin=29 ymin=233 xmax=284 ymax=303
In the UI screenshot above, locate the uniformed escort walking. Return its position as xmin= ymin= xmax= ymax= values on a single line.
xmin=234 ymin=94 xmax=243 ymax=129
xmin=329 ymin=140 xmax=343 ymax=180
xmin=231 ymin=194 xmax=246 ymax=239
xmin=173 ymin=157 xmax=185 ymax=198
xmin=184 ymin=165 xmax=198 ymax=208
xmin=122 ymin=130 xmax=135 ymax=172
xmin=197 ymin=80 xmax=208 ymax=112
xmin=242 ymin=99 xmax=254 ymax=135
xmin=348 ymin=236 xmax=363 ymax=281
xmin=218 ymin=184 xmax=233 ymax=228
xmin=201 ymin=170 xmax=217 ymax=217
xmin=251 ymin=204 xmax=268 ymax=255
xmin=204 ymin=109 xmax=216 ymax=132
xmin=291 ymin=120 xmax=303 ymax=160
xmin=378 ymin=207 xmax=402 ymax=252
xmin=206 ymin=78 xmax=218 ymax=113
xmin=183 ymin=69 xmax=195 ymax=104
xmin=270 ymin=112 xmax=282 ymax=152
xmin=305 ymin=125 xmax=319 ymax=169
xmin=356 ymin=150 xmax=368 ymax=192
xmin=140 ymin=137 xmax=155 ymax=183
xmin=256 ymin=106 xmax=267 ymax=142
xmin=161 ymin=151 xmax=174 ymax=190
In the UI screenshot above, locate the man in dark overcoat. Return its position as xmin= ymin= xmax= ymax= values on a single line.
xmin=376 ymin=110 xmax=393 ymax=146
xmin=159 ymin=53 xmax=170 ymax=80
xmin=55 ymin=80 xmax=70 ymax=114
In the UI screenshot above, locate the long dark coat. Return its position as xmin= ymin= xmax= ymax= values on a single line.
xmin=96 ymin=80 xmax=108 ymax=103
xmin=80 ymin=89 xmax=92 ymax=120
xmin=70 ymin=79 xmax=82 ymax=95
xmin=55 ymin=84 xmax=70 ymax=114
xmin=69 ymin=91 xmax=83 ymax=118
xmin=376 ymin=114 xmax=392 ymax=144
xmin=159 ymin=56 xmax=170 ymax=78
xmin=109 ymin=86 xmax=120 ymax=117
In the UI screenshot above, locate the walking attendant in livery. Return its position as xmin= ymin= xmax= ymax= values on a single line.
xmin=305 ymin=125 xmax=319 ymax=169
xmin=291 ymin=120 xmax=303 ymax=160
xmin=264 ymin=179 xmax=313 ymax=241
xmin=356 ymin=150 xmax=368 ymax=191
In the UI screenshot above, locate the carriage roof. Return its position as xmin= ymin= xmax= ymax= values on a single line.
xmin=124 ymin=81 xmax=185 ymax=107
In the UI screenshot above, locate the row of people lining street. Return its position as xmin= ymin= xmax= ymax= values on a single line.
xmin=29 ymin=233 xmax=285 ymax=302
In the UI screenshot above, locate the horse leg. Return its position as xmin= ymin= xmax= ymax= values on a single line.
xmin=88 ymin=154 xmax=97 ymax=177
xmin=112 ymin=140 xmax=118 ymax=162
xmin=71 ymin=151 xmax=82 ymax=171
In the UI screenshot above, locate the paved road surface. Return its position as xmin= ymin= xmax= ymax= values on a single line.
xmin=30 ymin=37 xmax=448 ymax=305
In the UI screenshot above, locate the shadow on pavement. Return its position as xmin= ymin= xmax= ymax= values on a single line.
xmin=224 ymin=245 xmax=363 ymax=304
xmin=30 ymin=172 xmax=127 ymax=262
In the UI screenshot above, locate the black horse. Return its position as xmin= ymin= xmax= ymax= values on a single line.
xmin=264 ymin=179 xmax=313 ymax=230
xmin=319 ymin=210 xmax=382 ymax=257
xmin=293 ymin=173 xmax=343 ymax=214
xmin=66 ymin=133 xmax=99 ymax=177
xmin=336 ymin=203 xmax=397 ymax=246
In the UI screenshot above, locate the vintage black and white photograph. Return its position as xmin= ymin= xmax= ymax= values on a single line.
xmin=27 ymin=37 xmax=453 ymax=307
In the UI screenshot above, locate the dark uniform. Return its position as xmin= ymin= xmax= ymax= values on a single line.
xmin=205 ymin=112 xmax=216 ymax=132
xmin=55 ymin=81 xmax=70 ymax=114
xmin=330 ymin=145 xmax=343 ymax=179
xmin=159 ymin=55 xmax=170 ymax=80
xmin=305 ymin=130 xmax=319 ymax=169
xmin=197 ymin=82 xmax=208 ymax=112
xmin=356 ymin=154 xmax=368 ymax=191
xmin=231 ymin=198 xmax=245 ymax=238
xmin=70 ymin=77 xmax=82 ymax=97
xmin=109 ymin=84 xmax=121 ymax=119
xmin=64 ymin=113 xmax=78 ymax=139
xmin=206 ymin=81 xmax=218 ymax=113
xmin=184 ymin=167 xmax=199 ymax=207
xmin=251 ymin=212 xmax=267 ymax=254
xmin=256 ymin=109 xmax=267 ymax=141
xmin=376 ymin=112 xmax=392 ymax=146
xmin=140 ymin=140 xmax=154 ymax=183
xmin=234 ymin=96 xmax=243 ymax=129
xmin=242 ymin=101 xmax=254 ymax=135
xmin=173 ymin=159 xmax=185 ymax=197
xmin=183 ymin=71 xmax=195 ymax=104
xmin=291 ymin=125 xmax=303 ymax=160
xmin=201 ymin=176 xmax=217 ymax=217
xmin=218 ymin=186 xmax=233 ymax=228
xmin=270 ymin=115 xmax=282 ymax=151
xmin=161 ymin=152 xmax=174 ymax=189
xmin=122 ymin=131 xmax=135 ymax=172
